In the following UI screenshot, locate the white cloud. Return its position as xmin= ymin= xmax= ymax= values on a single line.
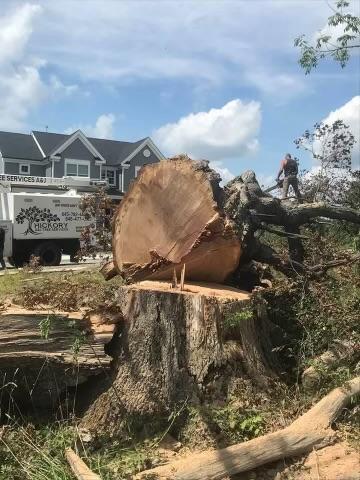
xmin=23 ymin=0 xmax=332 ymax=99
xmin=0 ymin=4 xmax=82 ymax=131
xmin=322 ymin=96 xmax=360 ymax=168
xmin=49 ymin=75 xmax=79 ymax=96
xmin=209 ymin=161 xmax=235 ymax=184
xmin=153 ymin=99 xmax=261 ymax=161
xmin=0 ymin=65 xmax=46 ymax=130
xmin=0 ymin=4 xmax=46 ymax=130
xmin=0 ymin=3 xmax=42 ymax=65
xmin=65 ymin=113 xmax=116 ymax=139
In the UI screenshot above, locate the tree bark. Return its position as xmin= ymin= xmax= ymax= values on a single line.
xmin=136 ymin=376 xmax=360 ymax=480
xmin=0 ymin=309 xmax=115 ymax=410
xmin=65 ymin=448 xmax=102 ymax=480
xmin=81 ymin=281 xmax=277 ymax=436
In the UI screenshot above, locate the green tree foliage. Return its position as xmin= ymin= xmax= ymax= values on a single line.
xmin=295 ymin=0 xmax=360 ymax=73
xmin=295 ymin=119 xmax=355 ymax=203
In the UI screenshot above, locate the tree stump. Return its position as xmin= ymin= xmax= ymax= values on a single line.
xmin=82 ymin=281 xmax=277 ymax=436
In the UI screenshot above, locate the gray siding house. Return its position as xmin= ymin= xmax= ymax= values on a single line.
xmin=0 ymin=129 xmax=165 ymax=199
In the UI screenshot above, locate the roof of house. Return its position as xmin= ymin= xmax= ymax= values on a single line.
xmin=88 ymin=137 xmax=146 ymax=165
xmin=0 ymin=131 xmax=43 ymax=161
xmin=32 ymin=131 xmax=69 ymax=156
xmin=0 ymin=130 xmax=155 ymax=165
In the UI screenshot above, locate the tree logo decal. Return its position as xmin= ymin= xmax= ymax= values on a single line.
xmin=16 ymin=207 xmax=61 ymax=235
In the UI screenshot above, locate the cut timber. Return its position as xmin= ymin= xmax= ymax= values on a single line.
xmin=112 ymin=158 xmax=241 ymax=283
xmin=0 ymin=308 xmax=115 ymax=409
xmin=136 ymin=376 xmax=360 ymax=480
xmin=100 ymin=260 xmax=118 ymax=280
xmin=65 ymin=448 xmax=102 ymax=480
xmin=81 ymin=281 xmax=277 ymax=436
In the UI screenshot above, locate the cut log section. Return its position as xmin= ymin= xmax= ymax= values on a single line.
xmin=111 ymin=158 xmax=241 ymax=283
xmin=81 ymin=281 xmax=277 ymax=436
xmin=0 ymin=308 xmax=116 ymax=409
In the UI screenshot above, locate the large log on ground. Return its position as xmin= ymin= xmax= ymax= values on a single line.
xmin=111 ymin=158 xmax=241 ymax=283
xmin=81 ymin=281 xmax=277 ymax=436
xmin=0 ymin=309 xmax=116 ymax=410
xmin=136 ymin=376 xmax=360 ymax=480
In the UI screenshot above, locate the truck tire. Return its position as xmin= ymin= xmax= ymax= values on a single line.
xmin=33 ymin=242 xmax=62 ymax=267
xmin=10 ymin=252 xmax=30 ymax=268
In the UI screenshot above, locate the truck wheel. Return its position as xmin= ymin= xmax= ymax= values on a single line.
xmin=10 ymin=252 xmax=30 ymax=268
xmin=33 ymin=242 xmax=62 ymax=266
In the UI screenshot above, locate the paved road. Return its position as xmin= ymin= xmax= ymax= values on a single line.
xmin=0 ymin=255 xmax=101 ymax=276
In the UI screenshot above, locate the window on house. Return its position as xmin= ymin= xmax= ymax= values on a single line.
xmin=135 ymin=166 xmax=142 ymax=177
xmin=101 ymin=168 xmax=116 ymax=186
xmin=20 ymin=164 xmax=30 ymax=175
xmin=65 ymin=161 xmax=90 ymax=178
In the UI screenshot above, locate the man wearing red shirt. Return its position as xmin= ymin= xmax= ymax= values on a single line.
xmin=276 ymin=154 xmax=302 ymax=201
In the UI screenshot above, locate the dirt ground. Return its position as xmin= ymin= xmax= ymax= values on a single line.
xmin=232 ymin=442 xmax=360 ymax=480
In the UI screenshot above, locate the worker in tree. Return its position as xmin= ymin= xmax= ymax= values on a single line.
xmin=276 ymin=153 xmax=302 ymax=201
xmin=0 ymin=227 xmax=6 ymax=270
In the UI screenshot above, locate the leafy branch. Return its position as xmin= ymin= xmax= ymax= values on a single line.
xmin=295 ymin=0 xmax=360 ymax=73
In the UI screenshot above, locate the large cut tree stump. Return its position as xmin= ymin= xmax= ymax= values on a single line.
xmin=82 ymin=281 xmax=277 ymax=436
xmin=0 ymin=308 xmax=115 ymax=411
xmin=111 ymin=158 xmax=241 ymax=283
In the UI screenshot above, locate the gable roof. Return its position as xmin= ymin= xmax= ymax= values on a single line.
xmin=88 ymin=137 xmax=146 ymax=165
xmin=0 ymin=131 xmax=43 ymax=161
xmin=0 ymin=130 xmax=164 ymax=166
xmin=32 ymin=131 xmax=68 ymax=156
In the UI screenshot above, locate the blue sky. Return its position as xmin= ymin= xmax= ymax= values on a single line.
xmin=0 ymin=0 xmax=359 ymax=186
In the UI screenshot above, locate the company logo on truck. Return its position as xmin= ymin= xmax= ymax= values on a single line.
xmin=15 ymin=207 xmax=68 ymax=235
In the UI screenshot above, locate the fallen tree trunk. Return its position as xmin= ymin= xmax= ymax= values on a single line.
xmin=81 ymin=281 xmax=278 ymax=436
xmin=111 ymin=158 xmax=241 ymax=283
xmin=136 ymin=376 xmax=360 ymax=480
xmin=0 ymin=309 xmax=115 ymax=410
xmin=108 ymin=158 xmax=360 ymax=284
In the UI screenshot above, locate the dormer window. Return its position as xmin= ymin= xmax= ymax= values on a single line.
xmin=20 ymin=164 xmax=30 ymax=175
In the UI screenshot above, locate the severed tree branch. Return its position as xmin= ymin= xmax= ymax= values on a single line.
xmin=136 ymin=377 xmax=360 ymax=480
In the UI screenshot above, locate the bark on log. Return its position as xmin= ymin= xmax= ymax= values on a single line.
xmin=136 ymin=376 xmax=360 ymax=480
xmin=0 ymin=309 xmax=115 ymax=409
xmin=81 ymin=281 xmax=277 ymax=436
xmin=112 ymin=158 xmax=241 ymax=283
xmin=65 ymin=448 xmax=102 ymax=480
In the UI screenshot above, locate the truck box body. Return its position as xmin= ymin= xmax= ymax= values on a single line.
xmin=1 ymin=193 xmax=90 ymax=240
xmin=0 ymin=190 xmax=94 ymax=265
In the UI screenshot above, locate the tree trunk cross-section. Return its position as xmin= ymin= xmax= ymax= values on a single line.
xmin=112 ymin=158 xmax=241 ymax=283
xmin=82 ymin=281 xmax=277 ymax=436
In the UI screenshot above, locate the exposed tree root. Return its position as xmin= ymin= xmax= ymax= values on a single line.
xmin=136 ymin=376 xmax=360 ymax=480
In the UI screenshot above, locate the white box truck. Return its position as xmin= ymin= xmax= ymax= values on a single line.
xmin=0 ymin=191 xmax=92 ymax=266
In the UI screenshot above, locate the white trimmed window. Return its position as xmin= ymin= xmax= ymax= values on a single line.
xmin=101 ymin=167 xmax=116 ymax=186
xmin=135 ymin=165 xmax=142 ymax=177
xmin=20 ymin=164 xmax=30 ymax=174
xmin=65 ymin=159 xmax=90 ymax=178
